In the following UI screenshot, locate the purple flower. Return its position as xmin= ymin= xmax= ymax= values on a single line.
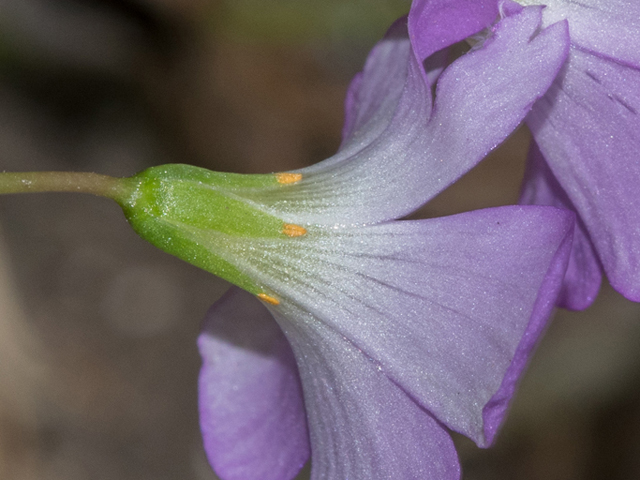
xmin=517 ymin=0 xmax=640 ymax=309
xmin=197 ymin=4 xmax=573 ymax=479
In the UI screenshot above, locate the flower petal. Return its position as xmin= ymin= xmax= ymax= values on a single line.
xmin=271 ymin=307 xmax=461 ymax=480
xmin=409 ymin=0 xmax=498 ymax=61
xmin=526 ymin=48 xmax=640 ymax=301
xmin=198 ymin=288 xmax=310 ymax=480
xmin=340 ymin=17 xmax=451 ymax=152
xmin=236 ymin=6 xmax=569 ymax=225
xmin=524 ymin=0 xmax=640 ymax=68
xmin=232 ymin=206 xmax=573 ymax=446
xmin=341 ymin=0 xmax=502 ymax=156
xmin=339 ymin=18 xmax=416 ymax=155
xmin=341 ymin=0 xmax=498 ymax=158
xmin=520 ymin=140 xmax=602 ymax=310
xmin=420 ymin=6 xmax=568 ymax=206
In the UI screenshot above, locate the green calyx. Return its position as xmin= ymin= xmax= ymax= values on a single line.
xmin=118 ymin=164 xmax=296 ymax=295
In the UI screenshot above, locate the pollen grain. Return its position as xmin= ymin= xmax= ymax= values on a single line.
xmin=283 ymin=223 xmax=307 ymax=237
xmin=257 ymin=293 xmax=280 ymax=305
xmin=276 ymin=172 xmax=302 ymax=184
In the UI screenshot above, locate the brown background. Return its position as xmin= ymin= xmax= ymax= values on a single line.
xmin=1 ymin=1 xmax=639 ymax=479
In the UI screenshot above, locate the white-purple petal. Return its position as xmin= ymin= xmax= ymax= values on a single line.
xmin=409 ymin=0 xmax=498 ymax=61
xmin=519 ymin=0 xmax=640 ymax=68
xmin=338 ymin=18 xmax=415 ymax=157
xmin=225 ymin=206 xmax=573 ymax=446
xmin=421 ymin=6 xmax=568 ymax=206
xmin=343 ymin=0 xmax=501 ymax=156
xmin=273 ymin=307 xmax=461 ymax=480
xmin=198 ymin=288 xmax=309 ymax=480
xmin=526 ymin=48 xmax=640 ymax=301
xmin=230 ymin=6 xmax=569 ymax=226
xmin=520 ymin=141 xmax=602 ymax=310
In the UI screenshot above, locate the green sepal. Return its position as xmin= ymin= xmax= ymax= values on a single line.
xmin=118 ymin=164 xmax=289 ymax=295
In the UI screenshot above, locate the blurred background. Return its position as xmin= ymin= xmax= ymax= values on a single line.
xmin=0 ymin=1 xmax=639 ymax=479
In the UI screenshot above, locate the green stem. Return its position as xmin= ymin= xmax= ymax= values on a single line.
xmin=0 ymin=171 xmax=135 ymax=204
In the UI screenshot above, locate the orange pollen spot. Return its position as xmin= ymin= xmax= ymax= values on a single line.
xmin=276 ymin=172 xmax=303 ymax=184
xmin=257 ymin=293 xmax=280 ymax=305
xmin=282 ymin=223 xmax=307 ymax=237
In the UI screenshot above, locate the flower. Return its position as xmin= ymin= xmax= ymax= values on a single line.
xmin=515 ymin=0 xmax=640 ymax=309
xmin=177 ymin=4 xmax=576 ymax=479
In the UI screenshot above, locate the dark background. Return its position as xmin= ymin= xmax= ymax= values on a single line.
xmin=0 ymin=1 xmax=639 ymax=479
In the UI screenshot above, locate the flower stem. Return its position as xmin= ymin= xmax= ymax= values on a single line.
xmin=0 ymin=171 xmax=135 ymax=204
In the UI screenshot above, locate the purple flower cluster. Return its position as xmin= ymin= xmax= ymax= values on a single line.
xmin=196 ymin=0 xmax=639 ymax=478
